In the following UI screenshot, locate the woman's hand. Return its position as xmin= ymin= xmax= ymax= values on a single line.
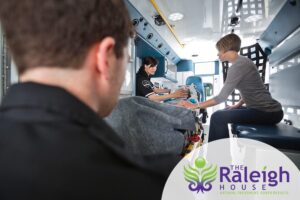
xmin=225 ymin=104 xmax=240 ymax=110
xmin=177 ymin=98 xmax=217 ymax=110
xmin=177 ymin=100 xmax=198 ymax=109
xmin=171 ymin=88 xmax=189 ymax=99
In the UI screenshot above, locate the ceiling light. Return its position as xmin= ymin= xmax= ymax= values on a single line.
xmin=182 ymin=37 xmax=195 ymax=43
xmin=168 ymin=12 xmax=184 ymax=22
xmin=244 ymin=14 xmax=263 ymax=23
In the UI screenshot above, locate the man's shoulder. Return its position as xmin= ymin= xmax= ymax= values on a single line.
xmin=0 ymin=120 xmax=165 ymax=199
xmin=0 ymin=110 xmax=170 ymax=198
xmin=0 ymin=113 xmax=166 ymax=175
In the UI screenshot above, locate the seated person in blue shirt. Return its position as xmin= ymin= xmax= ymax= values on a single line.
xmin=179 ymin=33 xmax=283 ymax=142
xmin=136 ymin=56 xmax=188 ymax=101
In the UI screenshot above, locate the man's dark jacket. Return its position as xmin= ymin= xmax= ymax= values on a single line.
xmin=0 ymin=82 xmax=179 ymax=200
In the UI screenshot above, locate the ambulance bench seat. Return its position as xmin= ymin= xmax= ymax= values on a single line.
xmin=231 ymin=123 xmax=300 ymax=151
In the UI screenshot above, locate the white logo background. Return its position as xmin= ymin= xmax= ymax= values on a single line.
xmin=162 ymin=138 xmax=300 ymax=200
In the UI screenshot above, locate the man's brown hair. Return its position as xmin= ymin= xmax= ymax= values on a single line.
xmin=216 ymin=33 xmax=241 ymax=52
xmin=0 ymin=0 xmax=134 ymax=74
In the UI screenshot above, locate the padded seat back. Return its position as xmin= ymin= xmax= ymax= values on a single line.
xmin=186 ymin=76 xmax=205 ymax=102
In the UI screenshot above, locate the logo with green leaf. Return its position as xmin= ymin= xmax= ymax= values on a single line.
xmin=183 ymin=157 xmax=218 ymax=193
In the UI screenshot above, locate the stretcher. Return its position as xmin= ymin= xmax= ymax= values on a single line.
xmin=181 ymin=108 xmax=208 ymax=156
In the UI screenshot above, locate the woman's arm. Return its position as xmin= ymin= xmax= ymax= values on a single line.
xmin=226 ymin=99 xmax=244 ymax=109
xmin=197 ymin=98 xmax=218 ymax=108
xmin=149 ymin=88 xmax=188 ymax=102
xmin=153 ymin=87 xmax=171 ymax=94
xmin=148 ymin=93 xmax=175 ymax=101
xmin=177 ymin=98 xmax=218 ymax=109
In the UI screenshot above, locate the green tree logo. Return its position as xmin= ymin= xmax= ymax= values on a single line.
xmin=183 ymin=157 xmax=218 ymax=193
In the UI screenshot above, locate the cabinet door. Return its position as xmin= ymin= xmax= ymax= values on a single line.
xmin=0 ymin=27 xmax=12 ymax=101
xmin=120 ymin=38 xmax=135 ymax=97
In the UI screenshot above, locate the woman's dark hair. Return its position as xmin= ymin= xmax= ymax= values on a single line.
xmin=138 ymin=56 xmax=158 ymax=73
xmin=142 ymin=56 xmax=158 ymax=67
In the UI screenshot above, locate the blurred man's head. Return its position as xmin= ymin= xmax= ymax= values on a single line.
xmin=0 ymin=0 xmax=134 ymax=116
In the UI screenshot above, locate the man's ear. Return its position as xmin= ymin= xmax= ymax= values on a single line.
xmin=96 ymin=37 xmax=116 ymax=80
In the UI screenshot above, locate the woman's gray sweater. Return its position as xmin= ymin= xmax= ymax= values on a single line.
xmin=213 ymin=55 xmax=282 ymax=112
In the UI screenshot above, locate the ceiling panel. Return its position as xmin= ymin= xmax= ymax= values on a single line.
xmin=128 ymin=0 xmax=286 ymax=62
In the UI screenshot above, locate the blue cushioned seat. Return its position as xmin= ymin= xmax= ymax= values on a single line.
xmin=232 ymin=123 xmax=300 ymax=151
xmin=186 ymin=76 xmax=205 ymax=102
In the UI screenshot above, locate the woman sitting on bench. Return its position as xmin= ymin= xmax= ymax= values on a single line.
xmin=179 ymin=33 xmax=283 ymax=142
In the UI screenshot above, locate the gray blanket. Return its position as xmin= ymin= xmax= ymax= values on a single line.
xmin=105 ymin=96 xmax=195 ymax=155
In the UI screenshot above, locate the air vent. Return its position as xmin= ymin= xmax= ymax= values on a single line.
xmin=147 ymin=33 xmax=153 ymax=40
xmin=144 ymin=22 xmax=148 ymax=27
xmin=139 ymin=17 xmax=144 ymax=22
xmin=158 ymin=43 xmax=163 ymax=48
xmin=132 ymin=19 xmax=139 ymax=26
xmin=166 ymin=51 xmax=170 ymax=55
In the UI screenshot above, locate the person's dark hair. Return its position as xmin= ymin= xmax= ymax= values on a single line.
xmin=0 ymin=0 xmax=134 ymax=74
xmin=138 ymin=56 xmax=158 ymax=74
xmin=142 ymin=56 xmax=158 ymax=67
xmin=216 ymin=33 xmax=241 ymax=52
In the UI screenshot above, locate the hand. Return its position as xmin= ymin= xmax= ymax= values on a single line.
xmin=225 ymin=104 xmax=240 ymax=110
xmin=171 ymin=88 xmax=189 ymax=99
xmin=177 ymin=100 xmax=198 ymax=109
